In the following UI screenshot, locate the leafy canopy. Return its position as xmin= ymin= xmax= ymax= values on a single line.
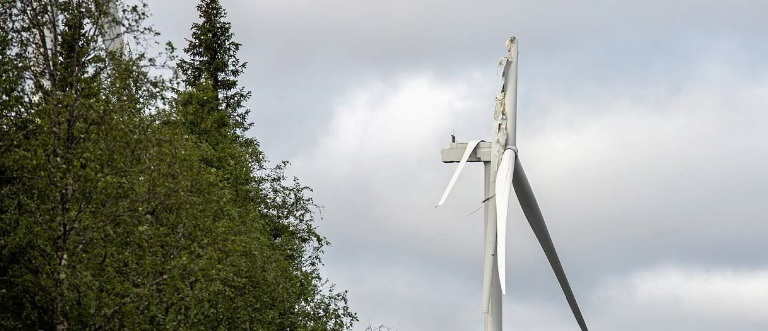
xmin=0 ymin=0 xmax=357 ymax=330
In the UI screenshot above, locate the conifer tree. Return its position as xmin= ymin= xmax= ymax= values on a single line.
xmin=177 ymin=0 xmax=250 ymax=135
xmin=175 ymin=1 xmax=357 ymax=330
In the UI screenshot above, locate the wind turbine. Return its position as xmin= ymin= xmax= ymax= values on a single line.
xmin=102 ymin=0 xmax=125 ymax=52
xmin=437 ymin=37 xmax=589 ymax=331
xmin=41 ymin=0 xmax=123 ymax=61
xmin=38 ymin=0 xmax=123 ymax=99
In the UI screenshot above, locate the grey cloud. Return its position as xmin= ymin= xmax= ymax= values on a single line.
xmin=292 ymin=69 xmax=768 ymax=329
xmin=590 ymin=266 xmax=768 ymax=330
xmin=144 ymin=0 xmax=768 ymax=329
xmin=148 ymin=0 xmax=768 ymax=160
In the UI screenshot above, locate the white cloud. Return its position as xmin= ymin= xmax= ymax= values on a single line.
xmin=292 ymin=65 xmax=768 ymax=330
xmin=324 ymin=259 xmax=480 ymax=331
xmin=594 ymin=265 xmax=768 ymax=329
xmin=294 ymin=72 xmax=498 ymax=258
xmin=305 ymin=73 xmax=487 ymax=178
xmin=516 ymin=68 xmax=768 ymax=254
xmin=144 ymin=1 xmax=768 ymax=330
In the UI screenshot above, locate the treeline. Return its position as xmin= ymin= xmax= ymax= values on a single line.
xmin=0 ymin=0 xmax=356 ymax=330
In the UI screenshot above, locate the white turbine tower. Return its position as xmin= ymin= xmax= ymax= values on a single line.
xmin=437 ymin=37 xmax=589 ymax=331
xmin=38 ymin=0 xmax=123 ymax=100
xmin=41 ymin=0 xmax=123 ymax=64
xmin=102 ymin=0 xmax=125 ymax=53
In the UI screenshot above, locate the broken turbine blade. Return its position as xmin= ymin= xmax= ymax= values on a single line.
xmin=437 ymin=140 xmax=484 ymax=207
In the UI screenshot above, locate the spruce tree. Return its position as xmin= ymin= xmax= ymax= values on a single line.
xmin=175 ymin=1 xmax=358 ymax=330
xmin=177 ymin=0 xmax=250 ymax=135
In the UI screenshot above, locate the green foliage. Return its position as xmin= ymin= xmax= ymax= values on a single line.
xmin=173 ymin=1 xmax=357 ymax=329
xmin=0 ymin=0 xmax=356 ymax=330
xmin=177 ymin=0 xmax=250 ymax=133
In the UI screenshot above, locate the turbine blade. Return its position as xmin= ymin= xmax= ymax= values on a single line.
xmin=512 ymin=156 xmax=589 ymax=331
xmin=494 ymin=149 xmax=515 ymax=294
xmin=437 ymin=140 xmax=483 ymax=207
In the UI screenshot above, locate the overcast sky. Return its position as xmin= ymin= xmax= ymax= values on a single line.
xmin=147 ymin=1 xmax=768 ymax=330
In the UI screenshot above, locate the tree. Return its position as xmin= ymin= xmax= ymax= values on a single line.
xmin=0 ymin=1 xmax=228 ymax=329
xmin=177 ymin=0 xmax=250 ymax=135
xmin=1 ymin=1 xmax=356 ymax=329
xmin=174 ymin=0 xmax=357 ymax=330
xmin=0 ymin=1 xmax=157 ymax=328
